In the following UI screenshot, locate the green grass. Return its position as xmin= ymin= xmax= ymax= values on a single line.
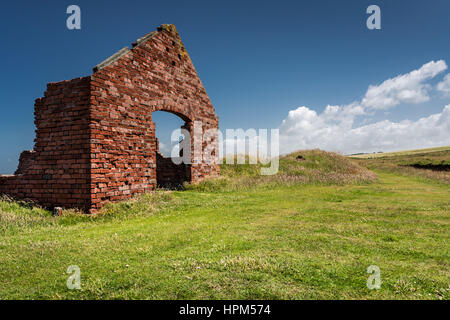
xmin=0 ymin=151 xmax=449 ymax=300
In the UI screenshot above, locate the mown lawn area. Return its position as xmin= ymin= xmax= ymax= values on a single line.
xmin=0 ymin=171 xmax=448 ymax=299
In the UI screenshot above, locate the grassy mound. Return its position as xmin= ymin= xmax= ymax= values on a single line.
xmin=187 ymin=149 xmax=376 ymax=192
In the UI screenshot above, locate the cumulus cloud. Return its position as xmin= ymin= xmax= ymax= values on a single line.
xmin=437 ymin=73 xmax=450 ymax=94
xmin=279 ymin=60 xmax=450 ymax=154
xmin=280 ymin=105 xmax=450 ymax=154
xmin=361 ymin=60 xmax=447 ymax=109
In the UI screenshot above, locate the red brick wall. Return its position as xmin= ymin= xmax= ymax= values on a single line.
xmin=88 ymin=24 xmax=219 ymax=212
xmin=0 ymin=77 xmax=92 ymax=210
xmin=0 ymin=24 xmax=219 ymax=213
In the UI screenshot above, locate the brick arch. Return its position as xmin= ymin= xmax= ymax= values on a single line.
xmin=150 ymin=102 xmax=194 ymax=123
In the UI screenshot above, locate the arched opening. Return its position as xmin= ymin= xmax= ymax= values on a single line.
xmin=152 ymin=110 xmax=191 ymax=189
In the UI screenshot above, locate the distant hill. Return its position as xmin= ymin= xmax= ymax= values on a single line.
xmin=351 ymin=146 xmax=449 ymax=184
xmin=348 ymin=146 xmax=450 ymax=159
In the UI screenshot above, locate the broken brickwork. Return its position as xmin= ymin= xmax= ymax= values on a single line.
xmin=0 ymin=24 xmax=219 ymax=213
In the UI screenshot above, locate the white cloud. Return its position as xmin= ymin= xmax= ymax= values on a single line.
xmin=280 ymin=105 xmax=450 ymax=154
xmin=158 ymin=141 xmax=171 ymax=156
xmin=437 ymin=73 xmax=450 ymax=94
xmin=361 ymin=60 xmax=447 ymax=109
xmin=279 ymin=60 xmax=450 ymax=154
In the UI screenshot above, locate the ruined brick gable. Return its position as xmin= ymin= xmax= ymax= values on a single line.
xmin=0 ymin=24 xmax=219 ymax=213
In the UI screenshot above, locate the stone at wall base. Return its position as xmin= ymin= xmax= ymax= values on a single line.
xmin=53 ymin=207 xmax=63 ymax=216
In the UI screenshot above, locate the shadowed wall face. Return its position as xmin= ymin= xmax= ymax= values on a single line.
xmin=156 ymin=151 xmax=191 ymax=188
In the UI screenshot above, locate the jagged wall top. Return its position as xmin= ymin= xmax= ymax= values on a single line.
xmin=93 ymin=24 xmax=188 ymax=72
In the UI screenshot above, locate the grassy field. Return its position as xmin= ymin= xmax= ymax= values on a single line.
xmin=353 ymin=147 xmax=450 ymax=184
xmin=0 ymin=149 xmax=448 ymax=300
xmin=348 ymin=146 xmax=450 ymax=159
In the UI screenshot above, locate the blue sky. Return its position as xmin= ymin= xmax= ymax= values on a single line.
xmin=1 ymin=0 xmax=450 ymax=172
